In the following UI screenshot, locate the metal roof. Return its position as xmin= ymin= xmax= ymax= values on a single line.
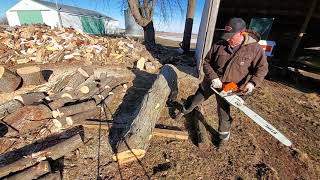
xmin=33 ymin=0 xmax=117 ymax=20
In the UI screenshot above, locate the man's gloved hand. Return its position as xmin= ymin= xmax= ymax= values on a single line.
xmin=210 ymin=78 xmax=223 ymax=89
xmin=243 ymin=82 xmax=254 ymax=94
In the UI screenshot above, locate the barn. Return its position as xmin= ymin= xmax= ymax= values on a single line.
xmin=6 ymin=0 xmax=119 ymax=35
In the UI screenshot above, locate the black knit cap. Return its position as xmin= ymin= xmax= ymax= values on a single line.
xmin=221 ymin=18 xmax=246 ymax=40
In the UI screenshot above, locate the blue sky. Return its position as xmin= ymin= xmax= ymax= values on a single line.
xmin=0 ymin=0 xmax=205 ymax=33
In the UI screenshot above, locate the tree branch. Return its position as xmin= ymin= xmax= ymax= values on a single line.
xmin=128 ymin=0 xmax=150 ymax=27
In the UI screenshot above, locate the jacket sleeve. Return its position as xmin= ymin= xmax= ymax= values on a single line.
xmin=203 ymin=45 xmax=219 ymax=82
xmin=249 ymin=48 xmax=268 ymax=87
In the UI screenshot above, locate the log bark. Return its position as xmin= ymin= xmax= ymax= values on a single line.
xmin=14 ymin=92 xmax=47 ymax=105
xmin=63 ymin=72 xmax=87 ymax=91
xmin=0 ymin=100 xmax=24 ymax=119
xmin=6 ymin=161 xmax=51 ymax=180
xmin=0 ymin=66 xmax=22 ymax=93
xmin=0 ymin=127 xmax=84 ymax=178
xmin=52 ymin=100 xmax=97 ymax=118
xmin=38 ymin=172 xmax=61 ymax=180
xmin=52 ymin=107 xmax=102 ymax=130
xmin=16 ymin=66 xmax=46 ymax=86
xmin=109 ymin=64 xmax=184 ymax=164
xmin=3 ymin=105 xmax=52 ymax=136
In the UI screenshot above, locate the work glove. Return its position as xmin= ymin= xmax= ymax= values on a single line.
xmin=243 ymin=82 xmax=254 ymax=94
xmin=210 ymin=78 xmax=223 ymax=89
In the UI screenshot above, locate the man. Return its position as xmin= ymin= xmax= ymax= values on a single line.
xmin=176 ymin=18 xmax=268 ymax=148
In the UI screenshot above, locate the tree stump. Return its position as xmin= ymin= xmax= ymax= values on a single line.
xmin=16 ymin=66 xmax=46 ymax=86
xmin=0 ymin=66 xmax=22 ymax=93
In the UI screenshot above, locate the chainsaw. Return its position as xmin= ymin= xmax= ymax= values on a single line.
xmin=211 ymin=82 xmax=292 ymax=147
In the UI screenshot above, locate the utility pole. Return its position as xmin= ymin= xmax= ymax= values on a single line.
xmin=55 ymin=0 xmax=63 ymax=28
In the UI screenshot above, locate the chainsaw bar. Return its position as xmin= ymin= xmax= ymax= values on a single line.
xmin=212 ymin=88 xmax=292 ymax=146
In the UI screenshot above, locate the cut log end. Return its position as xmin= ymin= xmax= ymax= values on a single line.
xmin=16 ymin=66 xmax=41 ymax=75
xmin=112 ymin=149 xmax=146 ymax=165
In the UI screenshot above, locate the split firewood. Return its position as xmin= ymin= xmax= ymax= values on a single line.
xmin=109 ymin=64 xmax=195 ymax=165
xmin=38 ymin=171 xmax=61 ymax=180
xmin=52 ymin=100 xmax=97 ymax=118
xmin=0 ymin=126 xmax=84 ymax=178
xmin=0 ymin=100 xmax=24 ymax=119
xmin=0 ymin=66 xmax=22 ymax=93
xmin=16 ymin=66 xmax=46 ymax=86
xmin=5 ymin=161 xmax=51 ymax=180
xmin=13 ymin=92 xmax=47 ymax=105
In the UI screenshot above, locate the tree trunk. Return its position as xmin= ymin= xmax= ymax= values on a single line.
xmin=0 ymin=66 xmax=22 ymax=93
xmin=143 ymin=21 xmax=156 ymax=49
xmin=181 ymin=0 xmax=196 ymax=53
xmin=109 ymin=64 xmax=197 ymax=165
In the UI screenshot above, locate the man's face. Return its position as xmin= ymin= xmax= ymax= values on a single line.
xmin=227 ymin=32 xmax=243 ymax=46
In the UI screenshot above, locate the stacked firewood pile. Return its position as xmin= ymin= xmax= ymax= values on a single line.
xmin=0 ymin=25 xmax=161 ymax=72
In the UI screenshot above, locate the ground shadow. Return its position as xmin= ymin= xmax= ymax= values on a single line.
xmin=267 ymin=64 xmax=320 ymax=94
xmin=41 ymin=69 xmax=53 ymax=82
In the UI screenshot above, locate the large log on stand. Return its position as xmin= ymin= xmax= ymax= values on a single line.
xmin=110 ymin=64 xmax=195 ymax=164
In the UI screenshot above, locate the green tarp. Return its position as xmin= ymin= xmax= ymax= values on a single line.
xmin=81 ymin=16 xmax=105 ymax=35
xmin=17 ymin=10 xmax=44 ymax=25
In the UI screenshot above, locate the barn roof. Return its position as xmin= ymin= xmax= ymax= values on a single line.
xmin=34 ymin=0 xmax=117 ymax=20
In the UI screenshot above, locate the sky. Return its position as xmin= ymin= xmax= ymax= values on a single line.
xmin=0 ymin=0 xmax=205 ymax=33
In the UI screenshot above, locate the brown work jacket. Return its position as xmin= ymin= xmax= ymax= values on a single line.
xmin=203 ymin=32 xmax=268 ymax=88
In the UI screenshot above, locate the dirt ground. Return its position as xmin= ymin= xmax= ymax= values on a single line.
xmin=58 ymin=64 xmax=320 ymax=179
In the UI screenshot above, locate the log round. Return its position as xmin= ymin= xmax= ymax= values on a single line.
xmin=0 ymin=66 xmax=22 ymax=93
xmin=16 ymin=66 xmax=46 ymax=86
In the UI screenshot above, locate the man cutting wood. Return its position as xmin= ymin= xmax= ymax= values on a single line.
xmin=175 ymin=18 xmax=269 ymax=148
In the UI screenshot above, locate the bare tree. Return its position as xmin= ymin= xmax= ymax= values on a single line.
xmin=181 ymin=0 xmax=196 ymax=53
xmin=0 ymin=16 xmax=8 ymax=25
xmin=127 ymin=0 xmax=184 ymax=49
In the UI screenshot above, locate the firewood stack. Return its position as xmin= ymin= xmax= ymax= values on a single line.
xmin=0 ymin=25 xmax=161 ymax=73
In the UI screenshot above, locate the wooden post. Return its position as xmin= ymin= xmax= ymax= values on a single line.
xmin=181 ymin=0 xmax=197 ymax=53
xmin=288 ymin=0 xmax=318 ymax=63
xmin=195 ymin=0 xmax=221 ymax=78
xmin=0 ymin=66 xmax=22 ymax=93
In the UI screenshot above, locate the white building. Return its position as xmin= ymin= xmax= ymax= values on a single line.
xmin=6 ymin=0 xmax=119 ymax=35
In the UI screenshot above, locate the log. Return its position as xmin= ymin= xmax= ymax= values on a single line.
xmin=6 ymin=161 xmax=51 ymax=180
xmin=109 ymin=64 xmax=196 ymax=164
xmin=38 ymin=172 xmax=61 ymax=180
xmin=2 ymin=105 xmax=52 ymax=136
xmin=0 ymin=100 xmax=24 ymax=119
xmin=16 ymin=66 xmax=46 ymax=86
xmin=52 ymin=100 xmax=97 ymax=118
xmin=14 ymin=92 xmax=47 ymax=105
xmin=153 ymin=128 xmax=189 ymax=140
xmin=52 ymin=107 xmax=102 ymax=130
xmin=47 ymin=92 xmax=74 ymax=110
xmin=0 ymin=127 xmax=84 ymax=178
xmin=0 ymin=66 xmax=22 ymax=93
xmin=63 ymin=72 xmax=87 ymax=91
